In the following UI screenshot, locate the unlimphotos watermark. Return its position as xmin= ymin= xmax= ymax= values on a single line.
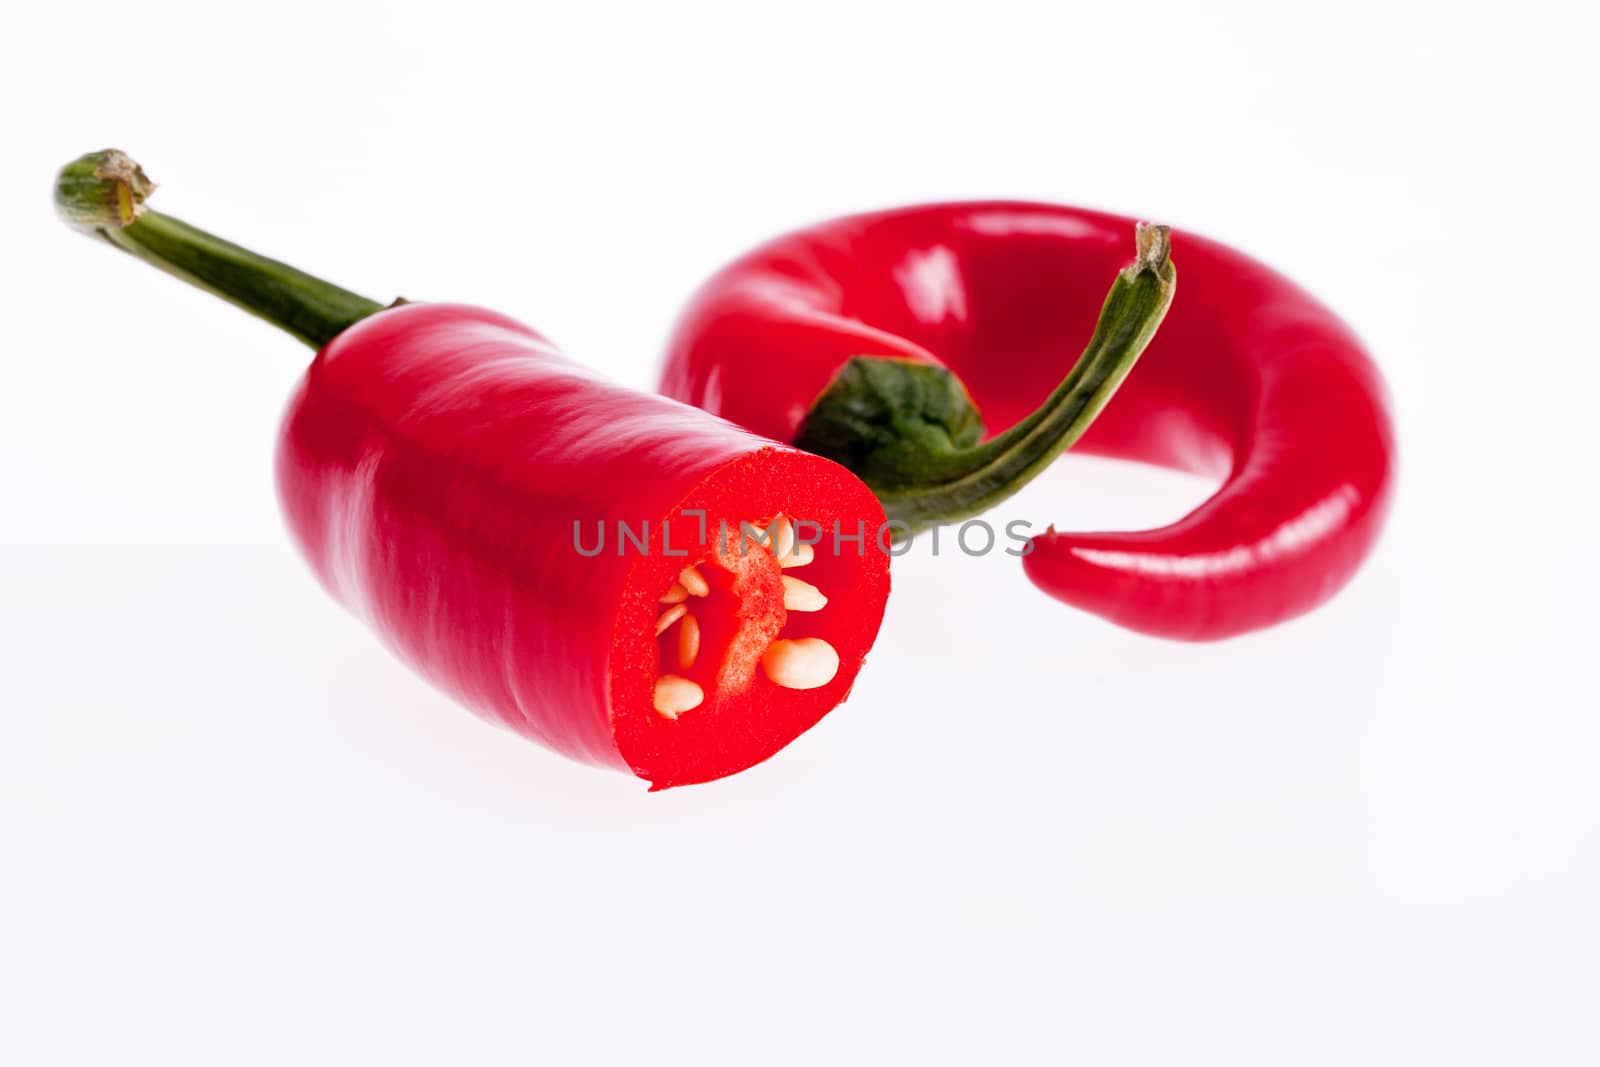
xmin=572 ymin=510 xmax=1036 ymax=558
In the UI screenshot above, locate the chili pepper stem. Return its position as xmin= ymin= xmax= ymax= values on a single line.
xmin=905 ymin=222 xmax=1176 ymax=518
xmin=793 ymin=223 xmax=1177 ymax=535
xmin=54 ymin=149 xmax=384 ymax=349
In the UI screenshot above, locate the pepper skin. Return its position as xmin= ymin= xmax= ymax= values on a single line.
xmin=660 ymin=202 xmax=1395 ymax=641
xmin=56 ymin=151 xmax=890 ymax=788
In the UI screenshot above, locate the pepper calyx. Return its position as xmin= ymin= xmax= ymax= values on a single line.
xmin=793 ymin=356 xmax=986 ymax=487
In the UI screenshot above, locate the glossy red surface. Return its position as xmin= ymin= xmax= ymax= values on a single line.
xmin=278 ymin=303 xmax=889 ymax=787
xmin=661 ymin=203 xmax=1394 ymax=640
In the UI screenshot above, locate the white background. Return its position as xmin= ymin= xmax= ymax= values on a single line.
xmin=3 ymin=2 xmax=1596 ymax=1063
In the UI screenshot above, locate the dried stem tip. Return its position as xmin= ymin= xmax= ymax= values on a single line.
xmin=55 ymin=149 xmax=156 ymax=233
xmin=1129 ymin=221 xmax=1172 ymax=276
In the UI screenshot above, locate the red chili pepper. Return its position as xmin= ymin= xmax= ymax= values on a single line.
xmin=660 ymin=202 xmax=1394 ymax=640
xmin=55 ymin=150 xmax=890 ymax=788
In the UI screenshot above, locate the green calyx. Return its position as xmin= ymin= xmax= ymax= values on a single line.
xmin=53 ymin=149 xmax=384 ymax=349
xmin=793 ymin=223 xmax=1177 ymax=536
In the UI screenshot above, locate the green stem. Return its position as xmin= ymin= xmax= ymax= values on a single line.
xmin=54 ymin=149 xmax=384 ymax=349
xmin=794 ymin=223 xmax=1177 ymax=535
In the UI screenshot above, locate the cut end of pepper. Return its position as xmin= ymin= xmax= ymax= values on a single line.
xmin=648 ymin=513 xmax=841 ymax=723
xmin=610 ymin=450 xmax=891 ymax=790
xmin=55 ymin=149 xmax=156 ymax=233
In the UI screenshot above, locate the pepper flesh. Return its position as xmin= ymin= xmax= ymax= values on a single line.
xmin=660 ymin=202 xmax=1395 ymax=641
xmin=56 ymin=150 xmax=890 ymax=787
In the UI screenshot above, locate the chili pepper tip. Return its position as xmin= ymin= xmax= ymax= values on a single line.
xmin=54 ymin=149 xmax=155 ymax=234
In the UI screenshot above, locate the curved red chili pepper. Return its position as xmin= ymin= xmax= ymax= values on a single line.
xmin=660 ymin=202 xmax=1394 ymax=641
xmin=55 ymin=151 xmax=889 ymax=788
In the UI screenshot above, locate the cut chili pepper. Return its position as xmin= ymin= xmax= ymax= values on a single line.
xmin=55 ymin=150 xmax=889 ymax=788
xmin=660 ymin=202 xmax=1394 ymax=641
